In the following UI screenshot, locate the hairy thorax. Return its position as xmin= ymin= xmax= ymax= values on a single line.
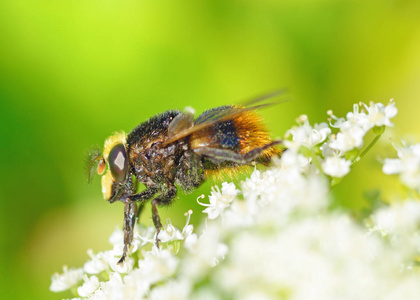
xmin=128 ymin=138 xmax=186 ymax=188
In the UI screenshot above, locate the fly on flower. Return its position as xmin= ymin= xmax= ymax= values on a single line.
xmin=86 ymin=91 xmax=283 ymax=263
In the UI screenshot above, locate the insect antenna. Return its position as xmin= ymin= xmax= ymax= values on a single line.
xmin=85 ymin=146 xmax=103 ymax=184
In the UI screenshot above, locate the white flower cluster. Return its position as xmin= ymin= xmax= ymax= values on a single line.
xmin=285 ymin=100 xmax=397 ymax=178
xmin=51 ymin=100 xmax=420 ymax=300
xmin=50 ymin=216 xmax=191 ymax=299
xmin=50 ymin=266 xmax=84 ymax=293
xmin=328 ymin=101 xmax=397 ymax=151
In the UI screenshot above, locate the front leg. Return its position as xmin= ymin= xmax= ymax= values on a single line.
xmin=117 ymin=187 xmax=157 ymax=264
xmin=118 ymin=201 xmax=137 ymax=264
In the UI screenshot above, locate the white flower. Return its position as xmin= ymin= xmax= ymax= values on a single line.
xmin=158 ymin=222 xmax=184 ymax=243
xmin=328 ymin=126 xmax=366 ymax=152
xmin=121 ymin=270 xmax=152 ymax=299
xmin=50 ymin=266 xmax=83 ymax=292
xmin=198 ymin=182 xmax=240 ymax=219
xmin=92 ymin=272 xmax=125 ymax=300
xmin=278 ymin=149 xmax=311 ymax=172
xmin=108 ymin=226 xmax=150 ymax=255
xmin=84 ymin=250 xmax=108 ymax=274
xmin=330 ymin=101 xmax=397 ymax=132
xmin=137 ymin=247 xmax=178 ymax=284
xmin=382 ymin=158 xmax=403 ymax=174
xmin=182 ymin=210 xmax=198 ymax=250
xmin=322 ymin=156 xmax=351 ymax=178
xmin=328 ymin=101 xmax=397 ymax=153
xmin=133 ymin=225 xmax=157 ymax=248
xmin=157 ymin=211 xmax=195 ymax=243
xmin=213 ymin=215 xmax=394 ymax=300
xmin=363 ymin=101 xmax=397 ymax=127
xmin=109 ymin=227 xmax=124 ymax=246
xmin=313 ymin=123 xmax=332 ymax=144
xmin=182 ymin=210 xmax=194 ymax=238
xmin=320 ymin=141 xmax=337 ymax=157
xmin=344 ymin=103 xmax=370 ymax=130
xmin=285 ymin=117 xmax=331 ymax=149
xmin=77 ymin=275 xmax=100 ymax=297
xmin=184 ymin=232 xmax=198 ymax=251
xmin=108 ymin=227 xmax=125 ymax=256
xmin=241 ymin=151 xmax=329 ymax=219
xmin=108 ymin=254 xmax=135 ymax=274
xmin=383 ymin=143 xmax=420 ymax=191
xmin=149 ymin=280 xmax=191 ymax=300
xmin=181 ymin=223 xmax=229 ymax=283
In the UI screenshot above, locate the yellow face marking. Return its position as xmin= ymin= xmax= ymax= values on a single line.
xmin=101 ymin=171 xmax=115 ymax=200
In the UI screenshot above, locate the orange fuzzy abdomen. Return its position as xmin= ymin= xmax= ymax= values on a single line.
xmin=190 ymin=109 xmax=279 ymax=179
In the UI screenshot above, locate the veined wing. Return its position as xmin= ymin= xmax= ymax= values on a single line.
xmin=162 ymin=90 xmax=286 ymax=146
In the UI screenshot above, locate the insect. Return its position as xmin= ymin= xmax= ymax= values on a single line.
xmin=87 ymin=92 xmax=283 ymax=263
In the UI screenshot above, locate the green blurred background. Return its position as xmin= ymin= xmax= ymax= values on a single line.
xmin=1 ymin=0 xmax=420 ymax=298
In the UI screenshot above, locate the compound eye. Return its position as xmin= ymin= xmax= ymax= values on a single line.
xmin=108 ymin=143 xmax=128 ymax=182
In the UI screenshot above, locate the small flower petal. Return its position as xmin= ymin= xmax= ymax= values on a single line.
xmin=50 ymin=266 xmax=83 ymax=292
xmin=322 ymin=156 xmax=351 ymax=178
xmin=77 ymin=275 xmax=100 ymax=297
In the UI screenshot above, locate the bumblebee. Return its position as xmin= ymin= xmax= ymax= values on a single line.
xmin=87 ymin=93 xmax=282 ymax=263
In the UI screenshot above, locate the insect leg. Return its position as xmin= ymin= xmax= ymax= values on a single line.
xmin=151 ymin=185 xmax=178 ymax=248
xmin=194 ymin=140 xmax=282 ymax=164
xmin=130 ymin=187 xmax=157 ymax=202
xmin=118 ymin=201 xmax=137 ymax=264
xmin=117 ymin=188 xmax=156 ymax=264
xmin=151 ymin=199 xmax=162 ymax=248
xmin=241 ymin=140 xmax=282 ymax=161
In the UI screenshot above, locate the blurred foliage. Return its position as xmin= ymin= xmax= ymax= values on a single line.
xmin=0 ymin=0 xmax=420 ymax=299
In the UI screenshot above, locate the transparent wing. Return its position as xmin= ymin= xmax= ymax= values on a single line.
xmin=240 ymin=89 xmax=288 ymax=107
xmin=162 ymin=90 xmax=286 ymax=146
xmin=167 ymin=112 xmax=194 ymax=137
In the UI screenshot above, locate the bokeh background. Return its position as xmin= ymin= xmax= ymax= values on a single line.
xmin=1 ymin=0 xmax=420 ymax=299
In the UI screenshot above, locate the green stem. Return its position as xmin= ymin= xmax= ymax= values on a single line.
xmin=352 ymin=131 xmax=383 ymax=164
xmin=330 ymin=177 xmax=342 ymax=188
xmin=331 ymin=128 xmax=384 ymax=189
